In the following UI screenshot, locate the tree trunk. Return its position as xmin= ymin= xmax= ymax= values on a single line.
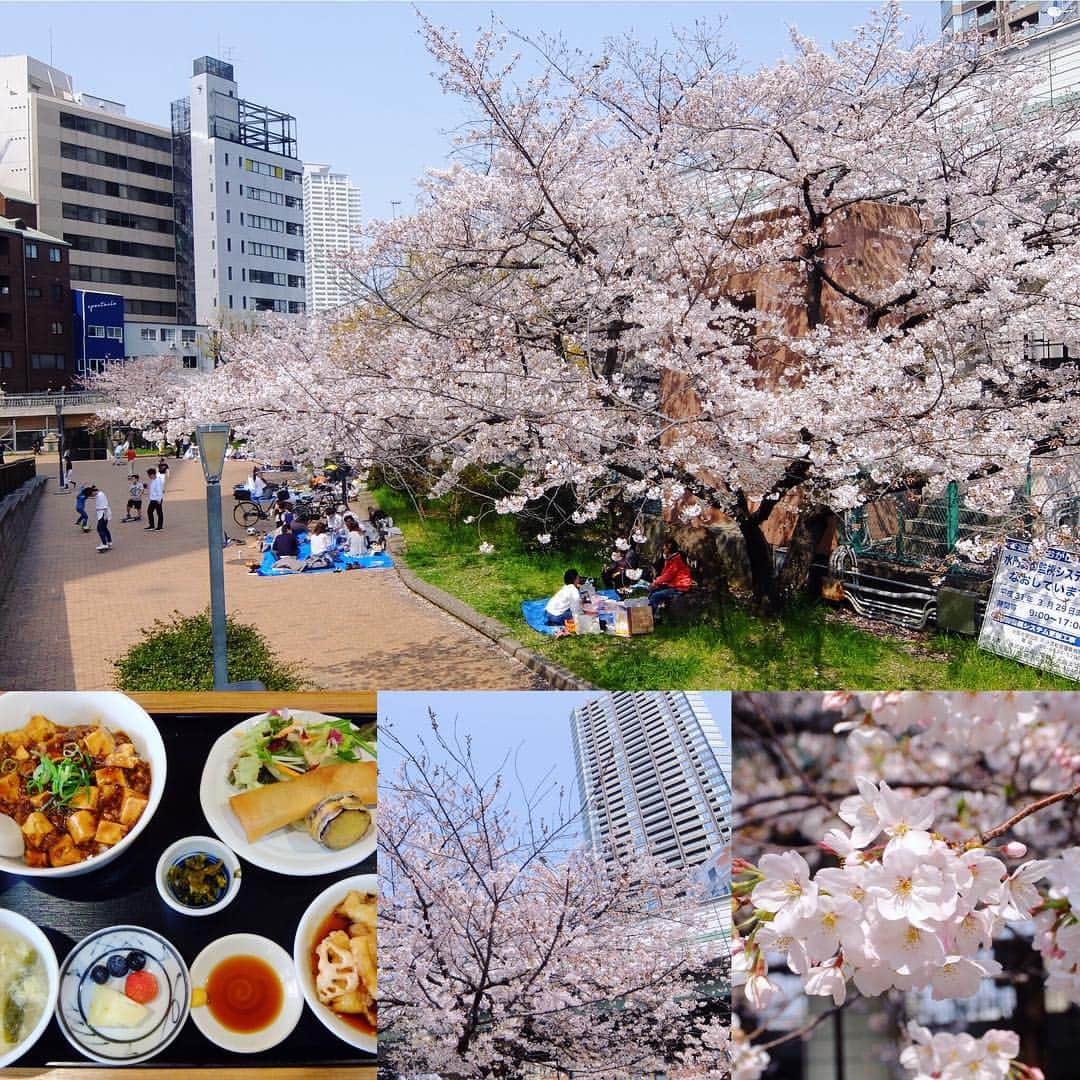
xmin=776 ymin=505 xmax=832 ymax=599
xmin=733 ymin=504 xmax=781 ymax=614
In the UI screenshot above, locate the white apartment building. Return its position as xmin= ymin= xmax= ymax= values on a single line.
xmin=173 ymin=57 xmax=306 ymax=327
xmin=0 ymin=54 xmax=178 ymax=323
xmin=302 ymin=163 xmax=362 ymax=313
xmin=570 ymin=691 xmax=731 ymax=874
xmin=124 ymin=323 xmax=214 ymax=372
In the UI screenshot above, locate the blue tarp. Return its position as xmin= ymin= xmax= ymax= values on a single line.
xmin=256 ymin=540 xmax=393 ymax=577
xmin=521 ymin=589 xmax=621 ymax=635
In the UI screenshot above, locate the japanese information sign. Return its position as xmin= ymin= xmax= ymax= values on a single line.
xmin=978 ymin=538 xmax=1080 ymax=681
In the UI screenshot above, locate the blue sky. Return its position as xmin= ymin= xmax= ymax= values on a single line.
xmin=5 ymin=2 xmax=937 ymax=219
xmin=378 ymin=690 xmax=731 ymax=836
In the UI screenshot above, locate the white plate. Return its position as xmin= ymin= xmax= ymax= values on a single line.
xmin=199 ymin=711 xmax=376 ymax=876
xmin=0 ymin=692 xmax=167 ymax=878
xmin=188 ymin=934 xmax=303 ymax=1053
xmin=56 ymin=925 xmax=190 ymax=1065
xmin=293 ymin=874 xmax=377 ymax=1054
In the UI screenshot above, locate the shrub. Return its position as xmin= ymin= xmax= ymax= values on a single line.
xmin=113 ymin=609 xmax=308 ymax=691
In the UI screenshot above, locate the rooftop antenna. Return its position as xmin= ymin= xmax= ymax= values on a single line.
xmin=48 ymin=26 xmax=53 ymax=66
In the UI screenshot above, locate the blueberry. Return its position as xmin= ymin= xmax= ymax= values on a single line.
xmin=126 ymin=950 xmax=146 ymax=971
xmin=90 ymin=965 xmax=109 ymax=985
xmin=106 ymin=954 xmax=128 ymax=978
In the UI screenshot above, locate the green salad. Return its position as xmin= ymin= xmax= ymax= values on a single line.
xmin=228 ymin=709 xmax=376 ymax=791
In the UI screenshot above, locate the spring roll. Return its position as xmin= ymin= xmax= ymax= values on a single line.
xmin=229 ymin=761 xmax=377 ymax=843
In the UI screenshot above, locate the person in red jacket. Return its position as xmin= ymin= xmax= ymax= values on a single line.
xmin=648 ymin=539 xmax=693 ymax=614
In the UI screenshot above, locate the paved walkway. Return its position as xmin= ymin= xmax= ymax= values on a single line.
xmin=0 ymin=458 xmax=543 ymax=690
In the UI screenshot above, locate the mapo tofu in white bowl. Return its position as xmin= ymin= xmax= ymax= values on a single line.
xmin=0 ymin=693 xmax=166 ymax=877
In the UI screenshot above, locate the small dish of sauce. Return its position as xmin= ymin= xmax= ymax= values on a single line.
xmin=206 ymin=955 xmax=283 ymax=1033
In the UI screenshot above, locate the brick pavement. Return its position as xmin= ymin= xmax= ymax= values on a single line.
xmin=0 ymin=458 xmax=543 ymax=690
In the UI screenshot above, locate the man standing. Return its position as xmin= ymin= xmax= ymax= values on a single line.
xmin=145 ymin=467 xmax=165 ymax=531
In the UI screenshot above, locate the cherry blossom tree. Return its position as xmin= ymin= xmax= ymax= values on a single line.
xmin=378 ymin=715 xmax=727 ymax=1079
xmin=93 ymin=4 xmax=1080 ymax=611
xmin=732 ymin=691 xmax=1080 ymax=1077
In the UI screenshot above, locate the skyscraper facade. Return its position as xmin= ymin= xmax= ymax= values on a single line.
xmin=569 ymin=691 xmax=731 ymax=873
xmin=0 ymin=55 xmax=177 ymax=325
xmin=302 ymin=163 xmax=362 ymax=313
xmin=172 ymin=57 xmax=307 ymax=326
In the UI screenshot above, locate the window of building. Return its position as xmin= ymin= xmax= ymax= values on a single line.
xmin=70 ymin=265 xmax=175 ymax=289
xmin=31 ymin=353 xmax=65 ymax=369
xmin=160 ymin=328 xmax=175 ymax=342
xmin=182 ymin=355 xmax=198 ymax=369
xmin=225 ymin=153 xmax=229 ymax=166
xmin=288 ymin=301 xmax=306 ymax=314
xmin=226 ymin=238 xmax=231 ymax=252
xmin=62 ymin=234 xmax=174 ymax=262
xmin=60 ymin=142 xmax=172 ymax=179
xmin=288 ymin=275 xmax=304 ymax=289
xmin=106 ymin=326 xmax=123 ymax=340
xmin=181 ymin=328 xmax=197 ymax=343
xmin=27 ymin=287 xmax=42 ymax=299
xmin=229 ymin=294 xmax=234 ymax=309
xmin=0 ymin=276 xmax=9 ymax=296
xmin=49 ymin=247 xmax=62 ymax=263
xmin=0 ymin=351 xmax=12 ymax=368
xmin=25 ymin=242 xmax=37 ymax=259
xmin=140 ymin=327 xmax=157 ymax=341
xmin=227 ymin=266 xmax=233 ymax=281
xmin=240 ymin=240 xmax=245 ymax=253
xmin=241 ymin=268 xmax=246 ymax=282
xmin=59 ymin=112 xmax=171 ymax=153
xmin=225 ymin=209 xmax=231 ymax=224
xmin=242 ymin=296 xmax=247 ymax=309
xmin=61 ymin=172 xmax=173 ymax=207
xmin=50 ymin=321 xmax=63 ymax=335
xmin=0 ymin=313 xmax=11 ymax=337
xmin=88 ymin=325 xmax=105 ymax=338
xmin=50 ymin=283 xmax=63 ymax=302
xmin=225 ymin=181 xmax=230 ymax=195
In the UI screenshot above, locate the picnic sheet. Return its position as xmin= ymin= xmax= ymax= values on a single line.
xmin=521 ymin=589 xmax=622 ymax=635
xmin=256 ymin=539 xmax=393 ymax=576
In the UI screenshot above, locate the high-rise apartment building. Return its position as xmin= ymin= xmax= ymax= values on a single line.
xmin=0 ymin=55 xmax=178 ymax=326
xmin=302 ymin=163 xmax=362 ymax=313
xmin=570 ymin=691 xmax=731 ymax=873
xmin=172 ymin=57 xmax=306 ymax=326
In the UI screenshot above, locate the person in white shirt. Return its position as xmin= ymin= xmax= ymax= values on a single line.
xmin=345 ymin=518 xmax=368 ymax=557
xmin=248 ymin=469 xmax=266 ymax=500
xmin=145 ymin=468 xmax=166 ymax=531
xmin=327 ymin=505 xmax=347 ymax=538
xmin=309 ymin=521 xmax=332 ymax=557
xmin=545 ymin=569 xmax=584 ymax=627
xmin=89 ymin=485 xmax=112 ymax=551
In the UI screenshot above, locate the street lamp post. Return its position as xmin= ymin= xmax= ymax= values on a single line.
xmin=195 ymin=423 xmax=232 ymax=689
xmin=55 ymin=394 xmax=65 ymax=488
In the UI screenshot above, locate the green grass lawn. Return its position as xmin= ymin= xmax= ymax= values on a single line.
xmin=374 ymin=486 xmax=1078 ymax=690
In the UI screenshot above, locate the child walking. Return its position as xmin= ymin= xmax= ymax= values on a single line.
xmin=123 ymin=473 xmax=146 ymax=522
xmin=90 ymin=485 xmax=113 ymax=552
xmin=74 ymin=484 xmax=91 ymax=531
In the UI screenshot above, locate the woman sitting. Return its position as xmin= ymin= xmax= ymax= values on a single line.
xmin=602 ymin=544 xmax=642 ymax=590
xmin=345 ymin=517 xmax=369 ymax=557
xmin=648 ymin=540 xmax=693 ymax=614
xmin=305 ymin=521 xmax=336 ymax=569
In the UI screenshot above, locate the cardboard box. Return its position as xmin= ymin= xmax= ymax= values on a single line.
xmin=614 ymin=605 xmax=654 ymax=637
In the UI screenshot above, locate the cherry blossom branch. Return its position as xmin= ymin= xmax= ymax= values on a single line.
xmin=976 ymin=781 xmax=1080 ymax=846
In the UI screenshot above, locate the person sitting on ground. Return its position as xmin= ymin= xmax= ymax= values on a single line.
xmin=545 ymin=568 xmax=584 ymax=627
xmin=345 ymin=517 xmax=368 ymax=557
xmin=271 ymin=521 xmax=299 ymax=560
xmin=647 ymin=540 xmax=693 ymax=614
xmin=327 ymin=504 xmax=347 ymax=537
xmin=602 ymin=543 xmax=642 ymax=590
xmin=304 ymin=521 xmax=336 ymax=569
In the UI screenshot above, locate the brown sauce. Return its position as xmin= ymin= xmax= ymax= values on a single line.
xmin=311 ymin=912 xmax=375 ymax=1035
xmin=206 ymin=954 xmax=283 ymax=1033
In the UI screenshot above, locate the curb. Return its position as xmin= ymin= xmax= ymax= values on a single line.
xmin=394 ymin=564 xmax=596 ymax=691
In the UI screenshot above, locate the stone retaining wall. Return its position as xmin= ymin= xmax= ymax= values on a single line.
xmin=0 ymin=475 xmax=48 ymax=603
